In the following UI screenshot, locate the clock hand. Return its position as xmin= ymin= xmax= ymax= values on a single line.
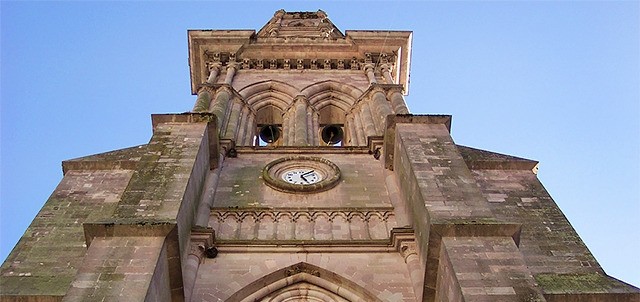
xmin=300 ymin=174 xmax=308 ymax=182
xmin=301 ymin=170 xmax=315 ymax=177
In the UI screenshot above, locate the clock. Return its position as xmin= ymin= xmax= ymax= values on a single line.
xmin=282 ymin=168 xmax=322 ymax=185
xmin=263 ymin=156 xmax=340 ymax=193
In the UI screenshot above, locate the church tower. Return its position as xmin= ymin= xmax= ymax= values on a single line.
xmin=1 ymin=10 xmax=638 ymax=302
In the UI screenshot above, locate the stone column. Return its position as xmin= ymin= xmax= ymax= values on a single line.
xmin=360 ymin=103 xmax=377 ymax=138
xmin=346 ymin=115 xmax=357 ymax=146
xmin=183 ymin=228 xmax=215 ymax=302
xmin=380 ymin=63 xmax=394 ymax=84
xmin=282 ymin=110 xmax=292 ymax=146
xmin=195 ymin=152 xmax=225 ymax=227
xmin=387 ymin=87 xmax=410 ymax=114
xmin=353 ymin=113 xmax=366 ymax=146
xmin=293 ymin=95 xmax=308 ymax=146
xmin=311 ymin=110 xmax=319 ymax=146
xmin=400 ymin=241 xmax=424 ymax=302
xmin=192 ymin=63 xmax=222 ymax=112
xmin=209 ymin=86 xmax=233 ymax=135
xmin=193 ymin=88 xmax=212 ymax=112
xmin=223 ymin=99 xmax=243 ymax=141
xmin=183 ymin=251 xmax=201 ymax=302
xmin=236 ymin=106 xmax=250 ymax=146
xmin=244 ymin=112 xmax=256 ymax=146
xmin=363 ymin=63 xmax=377 ymax=84
xmin=370 ymin=86 xmax=393 ymax=132
xmin=224 ymin=62 xmax=238 ymax=85
xmin=206 ymin=62 xmax=222 ymax=84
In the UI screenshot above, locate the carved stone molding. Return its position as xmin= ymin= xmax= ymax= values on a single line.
xmin=211 ymin=207 xmax=394 ymax=223
xmin=210 ymin=207 xmax=397 ymax=242
xmin=201 ymin=53 xmax=396 ymax=71
xmin=285 ymin=263 xmax=321 ymax=277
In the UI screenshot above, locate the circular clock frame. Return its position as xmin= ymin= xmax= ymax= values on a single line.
xmin=262 ymin=156 xmax=341 ymax=193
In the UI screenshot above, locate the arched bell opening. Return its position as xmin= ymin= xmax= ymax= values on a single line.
xmin=228 ymin=262 xmax=382 ymax=302
xmin=317 ymin=104 xmax=345 ymax=146
xmin=255 ymin=105 xmax=284 ymax=146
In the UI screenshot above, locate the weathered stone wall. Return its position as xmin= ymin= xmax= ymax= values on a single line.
xmin=393 ymin=122 xmax=501 ymax=300
xmin=0 ymin=170 xmax=133 ymax=300
xmin=62 ymin=236 xmax=167 ymax=302
xmin=192 ymin=252 xmax=416 ymax=301
xmin=471 ymin=169 xmax=640 ymax=301
xmin=0 ymin=115 xmax=215 ymax=301
xmin=437 ymin=237 xmax=544 ymax=301
xmin=213 ymin=153 xmax=390 ymax=208
xmin=472 ymin=169 xmax=599 ymax=275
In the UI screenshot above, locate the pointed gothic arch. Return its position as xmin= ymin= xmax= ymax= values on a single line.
xmin=227 ymin=262 xmax=382 ymax=302
xmin=301 ymin=80 xmax=363 ymax=101
xmin=239 ymin=80 xmax=300 ymax=102
xmin=302 ymin=80 xmax=363 ymax=111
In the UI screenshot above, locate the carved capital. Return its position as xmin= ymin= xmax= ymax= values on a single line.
xmin=198 ymin=85 xmax=216 ymax=95
xmin=188 ymin=227 xmax=215 ymax=263
xmin=293 ymin=95 xmax=309 ymax=106
xmin=215 ymin=84 xmax=234 ymax=96
xmin=207 ymin=62 xmax=222 ymax=72
xmin=380 ymin=63 xmax=392 ymax=73
xmin=226 ymin=62 xmax=239 ymax=71
xmin=399 ymin=241 xmax=417 ymax=262
xmin=385 ymin=85 xmax=404 ymax=98
xmin=362 ymin=63 xmax=375 ymax=72
xmin=373 ymin=84 xmax=388 ymax=94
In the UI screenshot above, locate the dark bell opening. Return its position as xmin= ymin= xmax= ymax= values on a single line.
xmin=259 ymin=125 xmax=280 ymax=143
xmin=321 ymin=124 xmax=344 ymax=145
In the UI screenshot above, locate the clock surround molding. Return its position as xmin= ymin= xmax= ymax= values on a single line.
xmin=262 ymin=155 xmax=341 ymax=193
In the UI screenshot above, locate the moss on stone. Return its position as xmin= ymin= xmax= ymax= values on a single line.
xmin=535 ymin=273 xmax=630 ymax=294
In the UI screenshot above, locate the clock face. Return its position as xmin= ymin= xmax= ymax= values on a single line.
xmin=281 ymin=169 xmax=322 ymax=185
xmin=263 ymin=156 xmax=340 ymax=193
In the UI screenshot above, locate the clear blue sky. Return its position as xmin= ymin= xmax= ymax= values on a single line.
xmin=1 ymin=1 xmax=638 ymax=287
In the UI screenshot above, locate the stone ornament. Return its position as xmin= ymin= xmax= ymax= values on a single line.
xmin=262 ymin=156 xmax=341 ymax=193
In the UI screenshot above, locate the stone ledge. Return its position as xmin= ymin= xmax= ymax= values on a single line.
xmin=62 ymin=145 xmax=147 ymax=175
xmin=83 ymin=220 xmax=176 ymax=247
xmin=535 ymin=273 xmax=640 ymax=301
xmin=215 ymin=227 xmax=415 ymax=253
xmin=236 ymin=146 xmax=371 ymax=154
xmin=457 ymin=145 xmax=539 ymax=173
xmin=423 ymin=222 xmax=523 ymax=301
xmin=0 ymin=275 xmax=72 ymax=300
xmin=151 ymin=112 xmax=219 ymax=169
xmin=431 ymin=221 xmax=522 ymax=246
xmin=383 ymin=114 xmax=453 ymax=170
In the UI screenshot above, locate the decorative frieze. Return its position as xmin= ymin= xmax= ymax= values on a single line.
xmin=202 ymin=52 xmax=396 ymax=71
xmin=209 ymin=207 xmax=396 ymax=242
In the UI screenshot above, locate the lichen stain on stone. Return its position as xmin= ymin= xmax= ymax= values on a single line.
xmin=535 ymin=273 xmax=619 ymax=293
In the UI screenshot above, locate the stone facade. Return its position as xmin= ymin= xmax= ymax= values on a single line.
xmin=1 ymin=9 xmax=638 ymax=302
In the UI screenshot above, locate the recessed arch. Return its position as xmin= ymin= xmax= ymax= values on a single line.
xmin=301 ymin=80 xmax=363 ymax=103
xmin=261 ymin=282 xmax=349 ymax=302
xmin=313 ymin=96 xmax=352 ymax=113
xmin=239 ymin=80 xmax=300 ymax=100
xmin=228 ymin=262 xmax=382 ymax=302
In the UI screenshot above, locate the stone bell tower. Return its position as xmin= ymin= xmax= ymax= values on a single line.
xmin=1 ymin=9 xmax=638 ymax=302
xmin=189 ymin=9 xmax=411 ymax=150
